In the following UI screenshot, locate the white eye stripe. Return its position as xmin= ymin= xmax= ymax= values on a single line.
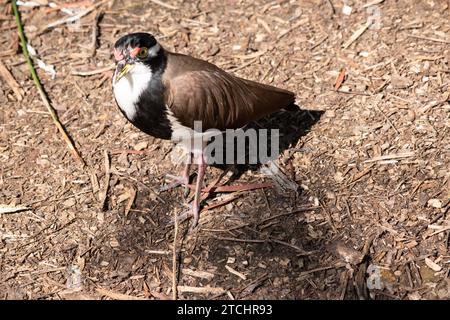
xmin=148 ymin=43 xmax=161 ymax=57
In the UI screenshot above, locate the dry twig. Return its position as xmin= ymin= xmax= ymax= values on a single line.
xmin=149 ymin=0 xmax=178 ymax=10
xmin=342 ymin=21 xmax=372 ymax=49
xmin=0 ymin=60 xmax=24 ymax=100
xmin=96 ymin=287 xmax=147 ymax=300
xmin=99 ymin=150 xmax=110 ymax=210
xmin=177 ymin=286 xmax=225 ymax=295
xmin=172 ymin=209 xmax=178 ymax=300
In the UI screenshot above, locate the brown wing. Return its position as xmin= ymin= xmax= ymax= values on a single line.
xmin=163 ymin=53 xmax=295 ymax=131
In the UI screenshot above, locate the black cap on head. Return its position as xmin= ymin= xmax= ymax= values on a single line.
xmin=114 ymin=32 xmax=158 ymax=50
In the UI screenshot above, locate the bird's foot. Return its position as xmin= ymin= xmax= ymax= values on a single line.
xmin=168 ymin=203 xmax=200 ymax=229
xmin=159 ymin=174 xmax=189 ymax=194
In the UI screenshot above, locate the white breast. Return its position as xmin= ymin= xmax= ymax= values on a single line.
xmin=167 ymin=110 xmax=223 ymax=158
xmin=113 ymin=64 xmax=152 ymax=120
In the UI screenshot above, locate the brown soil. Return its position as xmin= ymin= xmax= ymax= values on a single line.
xmin=0 ymin=0 xmax=449 ymax=300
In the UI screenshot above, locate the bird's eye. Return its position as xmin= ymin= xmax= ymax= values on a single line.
xmin=137 ymin=47 xmax=148 ymax=59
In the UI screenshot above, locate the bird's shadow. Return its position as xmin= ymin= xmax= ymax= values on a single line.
xmin=208 ymin=106 xmax=324 ymax=181
xmin=105 ymin=107 xmax=324 ymax=283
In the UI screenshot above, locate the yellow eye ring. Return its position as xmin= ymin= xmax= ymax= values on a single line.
xmin=137 ymin=47 xmax=148 ymax=59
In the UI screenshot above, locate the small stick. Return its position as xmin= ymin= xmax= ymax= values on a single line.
xmin=299 ymin=263 xmax=346 ymax=277
xmin=232 ymin=50 xmax=267 ymax=60
xmin=409 ymin=35 xmax=450 ymax=44
xmin=225 ymin=265 xmax=247 ymax=280
xmin=257 ymin=206 xmax=319 ymax=225
xmin=325 ymin=0 xmax=335 ymax=14
xmin=177 ymin=286 xmax=225 ymax=295
xmin=363 ymin=152 xmax=414 ymax=163
xmin=320 ymin=202 xmax=337 ymax=232
xmin=215 ymin=236 xmax=314 ymax=255
xmin=71 ymin=64 xmax=115 ymax=76
xmin=149 ymin=0 xmax=178 ymax=10
xmin=182 ymin=268 xmax=215 ymax=280
xmin=214 ymin=236 xmax=266 ymax=244
xmin=0 ymin=60 xmax=24 ymax=100
xmin=362 ymin=0 xmax=385 ymax=8
xmin=186 ymin=182 xmax=273 ymax=193
xmin=91 ymin=10 xmax=102 ymax=57
xmin=202 ymin=193 xmax=242 ymax=211
xmin=240 ymin=273 xmax=269 ymax=296
xmin=0 ymin=204 xmax=31 ymax=214
xmin=277 ymin=19 xmax=306 ymax=40
xmin=425 ymin=225 xmax=450 ymax=238
xmin=257 ymin=18 xmax=272 ymax=34
xmin=124 ymin=187 xmax=136 ymax=217
xmin=310 ymin=34 xmax=328 ymax=50
xmin=145 ymin=250 xmax=171 ymax=255
xmin=39 ymin=0 xmax=110 ymax=35
xmin=342 ymin=21 xmax=372 ymax=49
xmin=415 ymin=210 xmax=445 ymax=236
xmin=96 ymin=287 xmax=147 ymax=300
xmin=374 ymin=103 xmax=399 ymax=134
xmin=269 ymin=238 xmax=311 ymax=254
xmin=340 ymin=270 xmax=349 ymax=300
xmin=99 ymin=150 xmax=110 ymax=211
xmin=227 ymin=57 xmax=259 ymax=73
xmin=110 ymin=168 xmax=165 ymax=203
xmin=172 ymin=208 xmax=178 ymax=300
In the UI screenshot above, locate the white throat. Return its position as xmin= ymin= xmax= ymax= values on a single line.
xmin=113 ymin=63 xmax=152 ymax=120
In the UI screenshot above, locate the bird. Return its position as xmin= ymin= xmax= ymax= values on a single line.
xmin=112 ymin=32 xmax=296 ymax=228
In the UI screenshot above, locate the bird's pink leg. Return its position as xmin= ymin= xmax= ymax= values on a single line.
xmin=191 ymin=153 xmax=206 ymax=227
xmin=160 ymin=153 xmax=192 ymax=192
xmin=169 ymin=153 xmax=206 ymax=228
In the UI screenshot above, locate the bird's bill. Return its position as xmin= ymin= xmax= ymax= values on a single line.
xmin=114 ymin=63 xmax=134 ymax=83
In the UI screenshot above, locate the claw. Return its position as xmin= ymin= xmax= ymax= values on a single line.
xmin=166 ymin=153 xmax=205 ymax=229
xmin=159 ymin=160 xmax=191 ymax=193
xmin=167 ymin=208 xmax=200 ymax=230
xmin=159 ymin=174 xmax=189 ymax=192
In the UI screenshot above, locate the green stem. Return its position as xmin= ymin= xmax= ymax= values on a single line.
xmin=11 ymin=1 xmax=85 ymax=166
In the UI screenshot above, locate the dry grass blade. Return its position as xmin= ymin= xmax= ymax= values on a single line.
xmin=172 ymin=208 xmax=178 ymax=300
xmin=149 ymin=0 xmax=178 ymax=10
xmin=71 ymin=65 xmax=115 ymax=76
xmin=409 ymin=35 xmax=450 ymax=44
xmin=342 ymin=21 xmax=372 ymax=49
xmin=11 ymin=1 xmax=85 ymax=166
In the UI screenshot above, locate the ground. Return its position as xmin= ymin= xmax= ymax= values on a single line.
xmin=0 ymin=0 xmax=449 ymax=300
